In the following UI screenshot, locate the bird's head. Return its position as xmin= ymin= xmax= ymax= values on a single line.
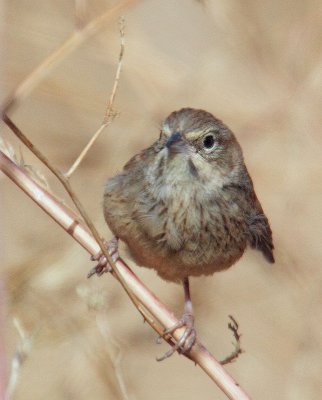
xmin=151 ymin=108 xmax=243 ymax=187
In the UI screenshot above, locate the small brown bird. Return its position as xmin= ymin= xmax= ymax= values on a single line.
xmin=101 ymin=108 xmax=274 ymax=360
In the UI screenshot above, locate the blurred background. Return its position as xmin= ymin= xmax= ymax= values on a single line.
xmin=1 ymin=0 xmax=322 ymax=399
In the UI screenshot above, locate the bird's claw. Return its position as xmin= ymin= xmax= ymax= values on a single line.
xmin=87 ymin=237 xmax=119 ymax=278
xmin=156 ymin=313 xmax=196 ymax=361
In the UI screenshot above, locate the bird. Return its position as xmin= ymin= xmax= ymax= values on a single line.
xmin=97 ymin=108 xmax=274 ymax=360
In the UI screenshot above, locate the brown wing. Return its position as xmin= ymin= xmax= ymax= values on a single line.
xmin=247 ymin=198 xmax=275 ymax=263
xmin=223 ymin=175 xmax=275 ymax=264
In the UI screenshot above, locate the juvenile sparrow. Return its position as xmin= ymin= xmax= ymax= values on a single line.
xmin=101 ymin=108 xmax=274 ymax=360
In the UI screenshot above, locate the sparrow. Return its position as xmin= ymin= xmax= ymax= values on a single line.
xmin=99 ymin=108 xmax=274 ymax=360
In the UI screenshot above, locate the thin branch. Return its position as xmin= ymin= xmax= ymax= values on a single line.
xmin=103 ymin=17 xmax=125 ymax=125
xmin=1 ymin=0 xmax=139 ymax=115
xmin=66 ymin=124 xmax=106 ymax=178
xmin=2 ymin=115 xmax=149 ymax=331
xmin=220 ymin=316 xmax=243 ymax=365
xmin=65 ymin=16 xmax=125 ymax=178
xmin=0 ymin=150 xmax=251 ymax=400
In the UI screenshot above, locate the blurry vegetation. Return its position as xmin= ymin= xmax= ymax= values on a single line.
xmin=1 ymin=1 xmax=322 ymax=399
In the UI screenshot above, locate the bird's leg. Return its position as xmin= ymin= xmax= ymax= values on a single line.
xmin=157 ymin=277 xmax=197 ymax=361
xmin=87 ymin=236 xmax=119 ymax=278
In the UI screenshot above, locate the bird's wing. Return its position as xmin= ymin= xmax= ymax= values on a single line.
xmin=222 ymin=175 xmax=275 ymax=264
xmin=247 ymin=197 xmax=275 ymax=263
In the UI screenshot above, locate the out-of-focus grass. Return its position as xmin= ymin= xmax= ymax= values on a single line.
xmin=1 ymin=1 xmax=322 ymax=399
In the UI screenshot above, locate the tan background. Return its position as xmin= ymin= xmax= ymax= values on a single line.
xmin=1 ymin=1 xmax=322 ymax=399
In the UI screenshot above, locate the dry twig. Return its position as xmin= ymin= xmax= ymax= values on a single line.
xmin=2 ymin=114 xmax=151 ymax=332
xmin=66 ymin=16 xmax=125 ymax=178
xmin=220 ymin=316 xmax=243 ymax=365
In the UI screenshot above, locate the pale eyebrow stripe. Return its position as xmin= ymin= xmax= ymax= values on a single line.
xmin=185 ymin=130 xmax=204 ymax=141
xmin=185 ymin=128 xmax=218 ymax=141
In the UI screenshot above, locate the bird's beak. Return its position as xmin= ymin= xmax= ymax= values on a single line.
xmin=166 ymin=132 xmax=190 ymax=154
xmin=166 ymin=132 xmax=183 ymax=148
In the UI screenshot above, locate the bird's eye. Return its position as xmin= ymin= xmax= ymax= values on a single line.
xmin=203 ymin=134 xmax=215 ymax=150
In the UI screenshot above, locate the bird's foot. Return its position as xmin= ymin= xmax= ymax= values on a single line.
xmin=87 ymin=236 xmax=119 ymax=278
xmin=156 ymin=313 xmax=196 ymax=361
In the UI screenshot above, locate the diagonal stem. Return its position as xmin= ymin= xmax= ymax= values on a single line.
xmin=1 ymin=115 xmax=146 ymax=325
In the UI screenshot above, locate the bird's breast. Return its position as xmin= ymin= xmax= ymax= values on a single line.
xmin=136 ymin=184 xmax=247 ymax=257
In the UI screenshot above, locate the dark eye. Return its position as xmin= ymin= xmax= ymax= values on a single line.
xmin=203 ymin=134 xmax=215 ymax=149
